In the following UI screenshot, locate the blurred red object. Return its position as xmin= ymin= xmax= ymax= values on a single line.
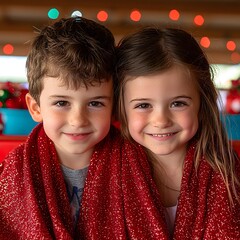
xmin=0 ymin=136 xmax=26 ymax=162
xmin=226 ymin=80 xmax=240 ymax=114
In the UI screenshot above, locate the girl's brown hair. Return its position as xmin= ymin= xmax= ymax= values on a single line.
xmin=115 ymin=27 xmax=239 ymax=204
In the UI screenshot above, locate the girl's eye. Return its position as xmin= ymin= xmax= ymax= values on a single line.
xmin=55 ymin=101 xmax=69 ymax=107
xmin=89 ymin=101 xmax=104 ymax=107
xmin=135 ymin=103 xmax=150 ymax=109
xmin=170 ymin=101 xmax=187 ymax=108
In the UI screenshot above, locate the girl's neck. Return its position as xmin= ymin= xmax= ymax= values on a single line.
xmin=148 ymin=148 xmax=186 ymax=207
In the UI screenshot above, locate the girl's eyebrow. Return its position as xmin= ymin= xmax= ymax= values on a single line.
xmin=130 ymin=95 xmax=192 ymax=102
xmin=173 ymin=95 xmax=192 ymax=99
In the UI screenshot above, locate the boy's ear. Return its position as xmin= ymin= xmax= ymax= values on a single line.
xmin=25 ymin=93 xmax=43 ymax=122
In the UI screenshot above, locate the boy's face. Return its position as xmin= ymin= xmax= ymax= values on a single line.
xmin=27 ymin=77 xmax=113 ymax=169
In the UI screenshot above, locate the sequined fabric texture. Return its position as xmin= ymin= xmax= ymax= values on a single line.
xmin=173 ymin=145 xmax=240 ymax=239
xmin=0 ymin=123 xmax=240 ymax=239
xmin=0 ymin=123 xmax=168 ymax=239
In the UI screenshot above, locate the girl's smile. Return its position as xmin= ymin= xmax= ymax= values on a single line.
xmin=124 ymin=65 xmax=200 ymax=159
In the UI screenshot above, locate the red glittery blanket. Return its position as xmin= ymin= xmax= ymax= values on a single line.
xmin=173 ymin=144 xmax=240 ymax=239
xmin=0 ymin=123 xmax=169 ymax=240
xmin=1 ymin=123 xmax=240 ymax=239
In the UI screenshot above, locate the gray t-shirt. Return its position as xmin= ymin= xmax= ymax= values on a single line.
xmin=61 ymin=164 xmax=89 ymax=227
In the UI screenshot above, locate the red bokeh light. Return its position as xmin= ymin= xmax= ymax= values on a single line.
xmin=169 ymin=9 xmax=180 ymax=21
xmin=97 ymin=10 xmax=108 ymax=22
xmin=3 ymin=44 xmax=14 ymax=55
xmin=200 ymin=37 xmax=210 ymax=48
xmin=194 ymin=15 xmax=204 ymax=26
xmin=231 ymin=52 xmax=240 ymax=63
xmin=226 ymin=40 xmax=236 ymax=51
xmin=130 ymin=10 xmax=141 ymax=22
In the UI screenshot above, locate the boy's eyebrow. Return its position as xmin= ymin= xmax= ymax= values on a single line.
xmin=49 ymin=95 xmax=69 ymax=98
xmin=90 ymin=96 xmax=112 ymax=100
xmin=49 ymin=95 xmax=112 ymax=100
xmin=129 ymin=98 xmax=149 ymax=103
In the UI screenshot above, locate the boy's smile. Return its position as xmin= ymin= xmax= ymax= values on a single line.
xmin=27 ymin=76 xmax=113 ymax=169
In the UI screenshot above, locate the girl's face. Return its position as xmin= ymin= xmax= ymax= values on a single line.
xmin=123 ymin=66 xmax=200 ymax=158
xmin=27 ymin=77 xmax=113 ymax=168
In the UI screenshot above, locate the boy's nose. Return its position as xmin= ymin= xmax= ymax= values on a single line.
xmin=69 ymin=108 xmax=89 ymax=127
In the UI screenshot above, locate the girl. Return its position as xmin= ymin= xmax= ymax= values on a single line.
xmin=115 ymin=27 xmax=240 ymax=239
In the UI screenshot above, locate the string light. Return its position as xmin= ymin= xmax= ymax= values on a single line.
xmin=231 ymin=52 xmax=240 ymax=63
xmin=71 ymin=11 xmax=82 ymax=18
xmin=194 ymin=15 xmax=204 ymax=26
xmin=48 ymin=8 xmax=59 ymax=19
xmin=3 ymin=44 xmax=14 ymax=55
xmin=200 ymin=37 xmax=210 ymax=48
xmin=97 ymin=10 xmax=108 ymax=22
xmin=226 ymin=40 xmax=236 ymax=51
xmin=169 ymin=9 xmax=180 ymax=21
xmin=130 ymin=10 xmax=141 ymax=22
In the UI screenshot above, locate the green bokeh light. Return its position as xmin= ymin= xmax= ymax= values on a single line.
xmin=48 ymin=8 xmax=59 ymax=19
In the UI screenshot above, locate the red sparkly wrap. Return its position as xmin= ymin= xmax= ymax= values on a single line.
xmin=173 ymin=144 xmax=240 ymax=239
xmin=0 ymin=123 xmax=168 ymax=240
xmin=0 ymin=123 xmax=240 ymax=239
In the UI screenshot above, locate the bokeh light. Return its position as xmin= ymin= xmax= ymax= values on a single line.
xmin=3 ymin=44 xmax=14 ymax=55
xmin=97 ymin=10 xmax=108 ymax=22
xmin=169 ymin=9 xmax=180 ymax=21
xmin=48 ymin=8 xmax=59 ymax=19
xmin=231 ymin=52 xmax=240 ymax=63
xmin=71 ymin=11 xmax=82 ymax=18
xmin=226 ymin=40 xmax=236 ymax=51
xmin=200 ymin=37 xmax=211 ymax=48
xmin=194 ymin=15 xmax=204 ymax=26
xmin=130 ymin=10 xmax=141 ymax=22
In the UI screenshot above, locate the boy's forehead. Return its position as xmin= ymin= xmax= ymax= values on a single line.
xmin=42 ymin=76 xmax=113 ymax=91
xmin=42 ymin=75 xmax=112 ymax=89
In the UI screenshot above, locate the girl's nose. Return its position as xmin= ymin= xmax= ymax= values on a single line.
xmin=151 ymin=108 xmax=171 ymax=128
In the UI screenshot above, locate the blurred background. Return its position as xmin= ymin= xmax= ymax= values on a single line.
xmin=0 ymin=0 xmax=240 ymax=135
xmin=0 ymin=0 xmax=240 ymax=86
xmin=0 ymin=0 xmax=240 ymax=81
xmin=1 ymin=0 xmax=240 ymax=61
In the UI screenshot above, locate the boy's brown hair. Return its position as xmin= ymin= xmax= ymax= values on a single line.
xmin=26 ymin=17 xmax=116 ymax=104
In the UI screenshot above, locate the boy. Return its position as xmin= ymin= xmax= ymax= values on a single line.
xmin=0 ymin=17 xmax=166 ymax=239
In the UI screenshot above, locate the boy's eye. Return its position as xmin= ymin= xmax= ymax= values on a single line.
xmin=55 ymin=101 xmax=69 ymax=107
xmin=89 ymin=101 xmax=104 ymax=107
xmin=135 ymin=103 xmax=150 ymax=109
xmin=170 ymin=101 xmax=187 ymax=108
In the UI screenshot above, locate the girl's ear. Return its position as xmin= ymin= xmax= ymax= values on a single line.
xmin=25 ymin=93 xmax=43 ymax=122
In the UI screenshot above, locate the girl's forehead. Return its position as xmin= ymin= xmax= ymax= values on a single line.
xmin=124 ymin=64 xmax=193 ymax=82
xmin=123 ymin=67 xmax=199 ymax=99
xmin=125 ymin=66 xmax=193 ymax=85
